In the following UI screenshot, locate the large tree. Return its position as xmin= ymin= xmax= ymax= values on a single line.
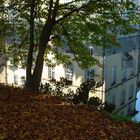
xmin=2 ymin=0 xmax=138 ymax=92
xmin=0 ymin=0 xmax=7 ymax=50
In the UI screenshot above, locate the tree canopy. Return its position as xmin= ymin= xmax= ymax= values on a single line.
xmin=0 ymin=0 xmax=139 ymax=91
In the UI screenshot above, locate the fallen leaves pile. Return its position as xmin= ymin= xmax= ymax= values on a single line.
xmin=0 ymin=84 xmax=140 ymax=140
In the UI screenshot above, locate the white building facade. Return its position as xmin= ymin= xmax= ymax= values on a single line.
xmin=0 ymin=0 xmax=140 ymax=116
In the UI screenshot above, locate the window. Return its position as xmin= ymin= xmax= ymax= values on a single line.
xmin=48 ymin=66 xmax=55 ymax=79
xmin=122 ymin=59 xmax=127 ymax=80
xmin=122 ymin=53 xmax=134 ymax=76
xmin=120 ymin=89 xmax=125 ymax=105
xmin=127 ymin=104 xmax=133 ymax=115
xmin=122 ymin=68 xmax=127 ymax=81
xmin=21 ymin=76 xmax=25 ymax=86
xmin=14 ymin=74 xmax=18 ymax=85
xmin=123 ymin=53 xmax=133 ymax=65
xmin=65 ymin=65 xmax=73 ymax=81
xmin=138 ymin=59 xmax=140 ymax=72
xmin=109 ymin=95 xmax=115 ymax=105
xmin=129 ymin=84 xmax=134 ymax=100
xmin=127 ymin=59 xmax=133 ymax=68
xmin=130 ymin=60 xmax=135 ymax=75
xmin=87 ymin=69 xmax=94 ymax=81
xmin=111 ymin=67 xmax=116 ymax=85
xmin=89 ymin=46 xmax=94 ymax=55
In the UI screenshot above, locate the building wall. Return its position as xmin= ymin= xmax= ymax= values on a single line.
xmin=41 ymin=53 xmax=85 ymax=89
xmin=0 ymin=0 xmax=139 ymax=116
xmin=104 ymin=37 xmax=139 ymax=115
xmin=0 ymin=66 xmax=6 ymax=84
xmin=5 ymin=61 xmax=26 ymax=86
xmin=1 ymin=48 xmax=138 ymax=116
xmin=0 ymin=55 xmax=7 ymax=84
xmin=104 ymin=49 xmax=138 ymax=88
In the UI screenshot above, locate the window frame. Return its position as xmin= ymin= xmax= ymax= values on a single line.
xmin=65 ymin=65 xmax=73 ymax=81
xmin=111 ymin=67 xmax=116 ymax=86
xmin=109 ymin=94 xmax=115 ymax=105
xmin=48 ymin=66 xmax=55 ymax=79
xmin=120 ymin=89 xmax=126 ymax=105
xmin=86 ymin=69 xmax=95 ymax=81
xmin=129 ymin=84 xmax=134 ymax=100
xmin=14 ymin=74 xmax=18 ymax=85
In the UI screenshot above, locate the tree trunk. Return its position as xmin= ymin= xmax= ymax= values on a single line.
xmin=26 ymin=20 xmax=34 ymax=88
xmin=31 ymin=47 xmax=46 ymax=92
xmin=26 ymin=0 xmax=35 ymax=89
xmin=26 ymin=1 xmax=35 ymax=89
xmin=25 ymin=0 xmax=57 ymax=92
xmin=29 ymin=20 xmax=54 ymax=92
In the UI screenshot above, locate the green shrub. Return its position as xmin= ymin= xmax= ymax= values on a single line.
xmin=88 ymin=97 xmax=102 ymax=108
xmin=102 ymin=102 xmax=115 ymax=113
xmin=39 ymin=82 xmax=52 ymax=94
xmin=72 ymin=80 xmax=96 ymax=104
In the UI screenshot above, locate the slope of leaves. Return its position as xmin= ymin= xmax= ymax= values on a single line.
xmin=0 ymin=84 xmax=140 ymax=140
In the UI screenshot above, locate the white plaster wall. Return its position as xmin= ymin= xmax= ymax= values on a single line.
xmin=6 ymin=65 xmax=26 ymax=86
xmin=104 ymin=49 xmax=138 ymax=90
xmin=0 ymin=66 xmax=6 ymax=83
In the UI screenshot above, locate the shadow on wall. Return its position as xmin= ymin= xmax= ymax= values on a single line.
xmin=0 ymin=55 xmax=7 ymax=74
xmin=72 ymin=62 xmax=85 ymax=83
xmin=8 ymin=65 xmax=18 ymax=71
xmin=0 ymin=65 xmax=4 ymax=74
xmin=0 ymin=61 xmax=6 ymax=74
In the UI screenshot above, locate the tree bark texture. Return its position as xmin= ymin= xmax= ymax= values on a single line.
xmin=26 ymin=0 xmax=57 ymax=92
xmin=31 ymin=20 xmax=54 ymax=92
xmin=26 ymin=1 xmax=35 ymax=89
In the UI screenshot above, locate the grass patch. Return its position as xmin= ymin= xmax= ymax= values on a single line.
xmin=107 ymin=113 xmax=133 ymax=122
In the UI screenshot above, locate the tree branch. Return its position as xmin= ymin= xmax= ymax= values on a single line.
xmin=52 ymin=0 xmax=59 ymax=21
xmin=18 ymin=29 xmax=30 ymax=49
xmin=18 ymin=8 xmax=30 ymax=22
xmin=58 ymin=23 xmax=77 ymax=60
xmin=59 ymin=0 xmax=81 ymax=11
xmin=33 ymin=0 xmax=43 ymax=19
xmin=56 ymin=3 xmax=86 ymax=24
xmin=48 ymin=0 xmax=54 ymax=19
xmin=56 ymin=0 xmax=137 ymax=24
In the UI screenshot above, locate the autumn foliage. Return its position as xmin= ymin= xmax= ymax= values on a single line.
xmin=0 ymin=84 xmax=140 ymax=139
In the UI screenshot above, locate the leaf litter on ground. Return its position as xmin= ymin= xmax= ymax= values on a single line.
xmin=0 ymin=84 xmax=140 ymax=140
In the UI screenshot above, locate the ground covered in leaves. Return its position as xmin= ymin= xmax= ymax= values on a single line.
xmin=0 ymin=84 xmax=140 ymax=140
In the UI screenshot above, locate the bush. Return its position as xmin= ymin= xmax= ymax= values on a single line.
xmin=39 ymin=78 xmax=72 ymax=96
xmin=39 ymin=82 xmax=52 ymax=94
xmin=88 ymin=97 xmax=102 ymax=108
xmin=72 ymin=80 xmax=96 ymax=104
xmin=102 ymin=102 xmax=115 ymax=113
xmin=54 ymin=77 xmax=72 ymax=96
xmin=39 ymin=79 xmax=115 ymax=114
